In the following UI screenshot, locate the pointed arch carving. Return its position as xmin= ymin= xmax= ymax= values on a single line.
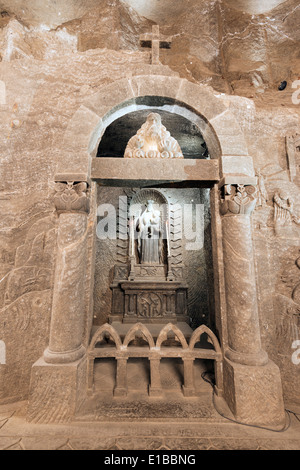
xmin=123 ymin=322 xmax=155 ymax=348
xmin=89 ymin=323 xmax=122 ymax=350
xmin=156 ymin=323 xmax=189 ymax=349
xmin=189 ymin=324 xmax=221 ymax=354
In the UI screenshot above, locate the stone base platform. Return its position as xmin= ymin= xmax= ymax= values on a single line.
xmin=0 ymin=391 xmax=299 ymax=450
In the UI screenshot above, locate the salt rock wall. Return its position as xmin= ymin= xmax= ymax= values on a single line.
xmin=0 ymin=0 xmax=298 ymax=405
xmin=0 ymin=0 xmax=299 ymax=95
xmin=0 ymin=11 xmax=151 ymax=403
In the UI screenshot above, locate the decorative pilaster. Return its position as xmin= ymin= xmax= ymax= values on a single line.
xmin=219 ymin=182 xmax=285 ymax=429
xmin=44 ymin=182 xmax=90 ymax=364
xmin=28 ymin=181 xmax=91 ymax=423
xmin=220 ymin=183 xmax=268 ymax=366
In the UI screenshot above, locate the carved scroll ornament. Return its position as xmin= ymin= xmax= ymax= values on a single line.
xmin=54 ymin=182 xmax=90 ymax=214
xmin=220 ymin=184 xmax=257 ymax=216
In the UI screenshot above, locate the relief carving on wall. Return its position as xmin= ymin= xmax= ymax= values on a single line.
xmin=291 ymin=253 xmax=300 ymax=307
xmin=2 ymin=219 xmax=56 ymax=308
xmin=256 ymin=169 xmax=269 ymax=208
xmin=286 ymin=133 xmax=300 ymax=183
xmin=140 ymin=267 xmax=158 ymax=277
xmin=124 ymin=112 xmax=183 ymax=159
xmin=275 ymin=249 xmax=300 ymax=352
xmin=0 ymin=212 xmax=56 ymax=400
xmin=137 ymin=293 xmax=163 ymax=318
xmin=273 ymin=190 xmax=300 ymax=236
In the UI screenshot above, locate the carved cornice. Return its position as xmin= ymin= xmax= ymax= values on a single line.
xmin=54 ymin=181 xmax=90 ymax=214
xmin=220 ymin=184 xmax=257 ymax=216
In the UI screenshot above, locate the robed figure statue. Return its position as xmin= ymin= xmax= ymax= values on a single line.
xmin=136 ymin=200 xmax=162 ymax=265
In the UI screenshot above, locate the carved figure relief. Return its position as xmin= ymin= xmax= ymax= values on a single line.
xmin=2 ymin=219 xmax=56 ymax=307
xmin=140 ymin=267 xmax=158 ymax=277
xmin=137 ymin=293 xmax=163 ymax=318
xmin=256 ymin=169 xmax=269 ymax=208
xmin=273 ymin=190 xmax=300 ymax=235
xmin=124 ymin=112 xmax=183 ymax=159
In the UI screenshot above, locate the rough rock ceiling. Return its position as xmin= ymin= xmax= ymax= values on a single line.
xmin=223 ymin=0 xmax=289 ymax=15
xmin=0 ymin=0 xmax=298 ymax=98
xmin=0 ymin=0 xmax=291 ymax=27
xmin=125 ymin=0 xmax=290 ymax=20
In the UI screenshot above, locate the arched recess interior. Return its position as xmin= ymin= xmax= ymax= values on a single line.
xmin=58 ymin=76 xmax=251 ymax=177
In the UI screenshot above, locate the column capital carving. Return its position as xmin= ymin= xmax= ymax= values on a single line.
xmin=220 ymin=183 xmax=257 ymax=216
xmin=53 ymin=181 xmax=90 ymax=214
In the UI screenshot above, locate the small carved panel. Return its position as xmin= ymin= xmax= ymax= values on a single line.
xmin=114 ymin=264 xmax=129 ymax=280
xmin=137 ymin=292 xmax=164 ymax=318
xmin=133 ymin=264 xmax=166 ymax=280
xmin=118 ymin=281 xmax=188 ymax=324
xmin=171 ymin=267 xmax=183 ymax=280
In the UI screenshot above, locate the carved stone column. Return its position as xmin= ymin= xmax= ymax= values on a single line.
xmin=220 ymin=183 xmax=268 ymax=366
xmin=28 ymin=181 xmax=91 ymax=423
xmin=219 ymin=182 xmax=286 ymax=429
xmin=44 ymin=182 xmax=90 ymax=364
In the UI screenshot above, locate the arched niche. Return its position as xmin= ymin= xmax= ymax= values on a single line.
xmin=89 ymin=95 xmax=222 ymax=161
xmin=58 ymin=75 xmax=249 ymax=177
xmin=97 ymin=106 xmax=209 ymax=159
xmin=31 ymin=76 xmax=286 ymax=430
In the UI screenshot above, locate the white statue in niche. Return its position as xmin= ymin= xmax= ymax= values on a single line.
xmin=124 ymin=112 xmax=183 ymax=159
xmin=136 ymin=200 xmax=162 ymax=264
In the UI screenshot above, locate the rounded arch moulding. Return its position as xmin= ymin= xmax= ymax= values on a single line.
xmin=57 ymin=75 xmax=253 ymax=182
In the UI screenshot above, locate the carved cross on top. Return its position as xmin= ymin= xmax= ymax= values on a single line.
xmin=140 ymin=25 xmax=172 ymax=65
